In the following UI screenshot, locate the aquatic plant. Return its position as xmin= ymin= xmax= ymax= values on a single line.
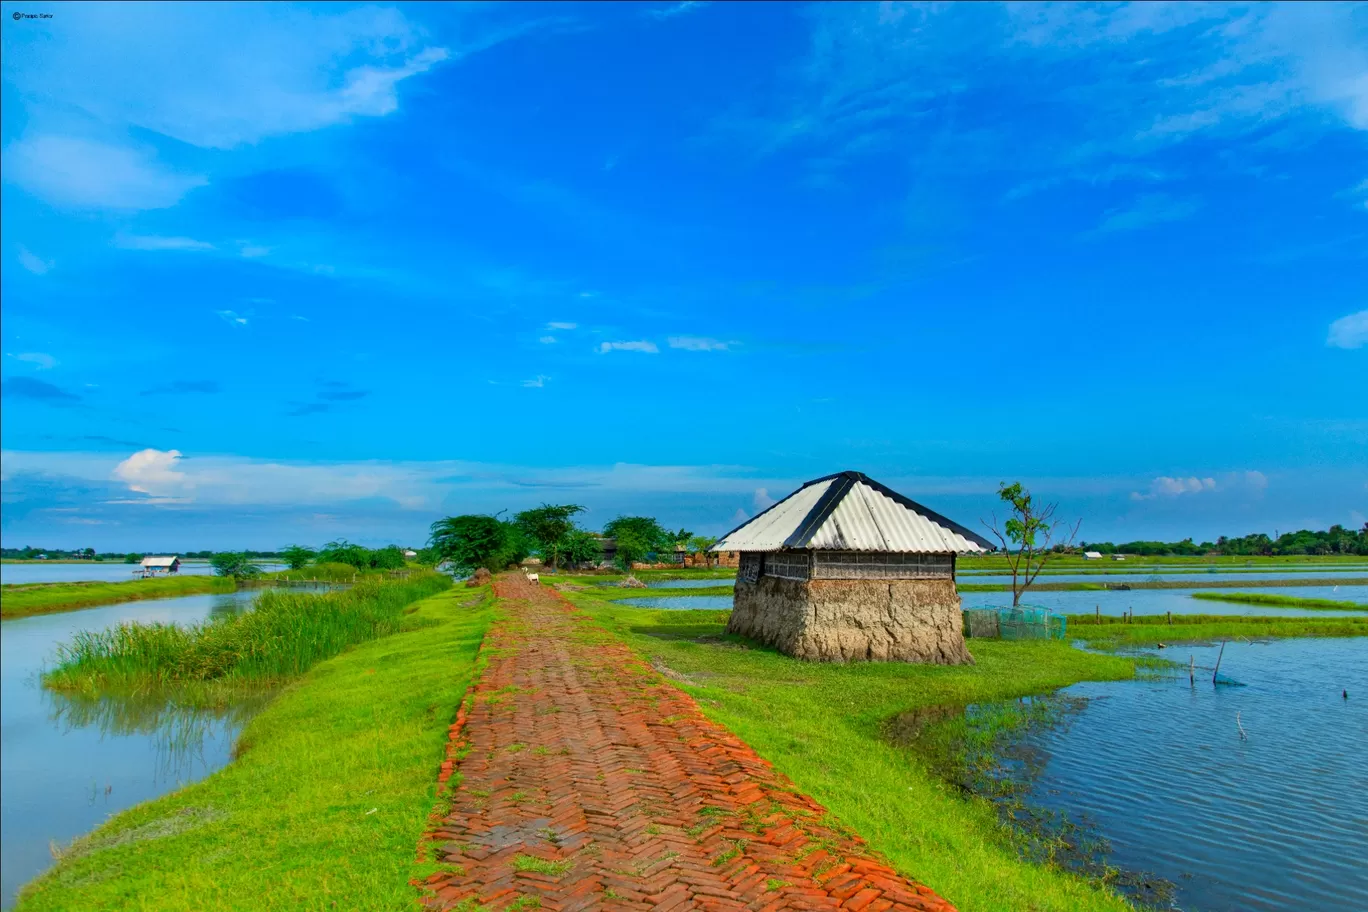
xmin=43 ymin=574 xmax=450 ymax=697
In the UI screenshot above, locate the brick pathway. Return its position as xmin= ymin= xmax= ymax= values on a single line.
xmin=417 ymin=575 xmax=957 ymax=912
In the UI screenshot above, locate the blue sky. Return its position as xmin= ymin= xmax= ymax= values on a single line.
xmin=2 ymin=1 xmax=1365 ymax=551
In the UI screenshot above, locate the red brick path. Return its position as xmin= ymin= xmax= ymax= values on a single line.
xmin=417 ymin=575 xmax=957 ymax=912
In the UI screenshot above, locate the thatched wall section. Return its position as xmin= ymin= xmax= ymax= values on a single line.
xmin=727 ymin=576 xmax=972 ymax=665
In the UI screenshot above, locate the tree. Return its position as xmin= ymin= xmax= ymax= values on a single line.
xmin=369 ymin=545 xmax=407 ymax=570
xmin=603 ymin=516 xmax=671 ymax=569
xmin=561 ymin=529 xmax=604 ymax=568
xmin=280 ymin=544 xmax=315 ymax=570
xmin=981 ymin=481 xmax=1080 ymax=607
xmin=317 ymin=539 xmax=370 ymax=569
xmin=687 ymin=535 xmax=718 ymax=569
xmin=514 ymin=504 xmax=585 ymax=571
xmin=429 ymin=515 xmax=513 ymax=572
xmin=211 ymin=552 xmax=262 ymax=579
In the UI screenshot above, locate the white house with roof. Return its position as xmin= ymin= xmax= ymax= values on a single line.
xmin=712 ymin=471 xmax=991 ymax=665
xmin=139 ymin=556 xmax=180 ymax=575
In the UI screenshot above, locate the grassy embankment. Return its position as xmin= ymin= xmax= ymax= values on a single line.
xmin=1189 ymin=591 xmax=1367 ymax=610
xmin=956 ymin=576 xmax=1368 ymax=593
xmin=43 ymin=574 xmax=451 ymax=705
xmin=19 ymin=579 xmax=494 ymax=912
xmin=561 ymin=585 xmax=1140 ymax=912
xmin=1066 ymin=612 xmax=1368 ymax=648
xmin=1 ymin=576 xmax=235 ymax=620
xmin=957 ymin=554 xmax=1368 ymax=570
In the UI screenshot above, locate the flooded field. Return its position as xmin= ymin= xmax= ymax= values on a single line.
xmin=1 ymin=562 xmax=285 ymax=585
xmin=890 ymin=638 xmax=1368 ymax=911
xmin=0 ymin=591 xmax=265 ymax=908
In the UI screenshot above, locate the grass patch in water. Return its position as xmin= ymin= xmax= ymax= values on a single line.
xmin=43 ymin=574 xmax=451 ymax=703
xmin=1067 ymin=612 xmax=1368 ymax=648
xmin=17 ymin=585 xmax=495 ymax=911
xmin=562 ymin=589 xmax=1139 ymax=912
xmin=1189 ymin=591 xmax=1367 ymax=610
xmin=1 ymin=576 xmax=235 ymax=619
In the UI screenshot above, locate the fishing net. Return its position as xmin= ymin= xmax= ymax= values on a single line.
xmin=963 ymin=606 xmax=1068 ymax=641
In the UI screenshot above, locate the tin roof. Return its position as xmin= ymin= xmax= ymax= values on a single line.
xmin=712 ymin=471 xmax=992 ymax=554
xmin=141 ymin=556 xmax=179 ymax=567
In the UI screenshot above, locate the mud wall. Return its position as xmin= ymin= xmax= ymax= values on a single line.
xmin=727 ymin=576 xmax=972 ymax=665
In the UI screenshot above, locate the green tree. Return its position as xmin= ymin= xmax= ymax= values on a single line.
xmin=514 ymin=504 xmax=585 ymax=571
xmin=560 ymin=529 xmax=604 ymax=568
xmin=369 ymin=545 xmax=407 ymax=570
xmin=280 ymin=544 xmax=315 ymax=570
xmin=603 ymin=516 xmax=670 ymax=570
xmin=210 ymin=552 xmax=262 ymax=579
xmin=317 ymin=540 xmax=370 ymax=569
xmin=687 ymin=535 xmax=718 ymax=569
xmin=429 ymin=515 xmax=513 ymax=572
xmin=124 ymin=553 xmax=144 ymax=564
xmin=981 ymin=482 xmax=1080 ymax=607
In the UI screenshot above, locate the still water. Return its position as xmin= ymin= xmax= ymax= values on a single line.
xmin=1 ymin=562 xmax=285 ymax=585
xmin=620 ymin=586 xmax=1368 ymax=615
xmin=0 ymin=591 xmax=262 ymax=908
xmin=961 ymin=570 xmax=1368 ymax=586
xmin=970 ymin=638 xmax=1368 ymax=911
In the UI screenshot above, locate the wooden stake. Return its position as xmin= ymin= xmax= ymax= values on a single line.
xmin=1213 ymin=639 xmax=1227 ymax=684
xmin=1189 ymin=654 xmax=1195 ymax=686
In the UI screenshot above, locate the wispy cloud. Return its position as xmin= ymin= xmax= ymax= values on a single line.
xmin=1088 ymin=194 xmax=1199 ymax=236
xmin=4 ymin=135 xmax=207 ymax=210
xmin=1131 ymin=476 xmax=1216 ymax=501
xmin=16 ymin=245 xmax=52 ymax=275
xmin=668 ymin=336 xmax=731 ymax=352
xmin=539 ymin=336 xmax=558 ymax=344
xmin=2 ymin=376 xmax=80 ymax=402
xmin=215 ymin=310 xmax=249 ymax=327
xmin=598 ymin=340 xmax=659 ymax=354
xmin=115 ymin=234 xmax=216 ymax=251
xmin=318 ymin=389 xmax=368 ymax=401
xmin=523 ymin=375 xmax=549 ymax=388
xmin=1327 ymin=309 xmax=1368 ymax=349
xmin=645 ymin=2 xmax=709 ymax=21
xmin=547 ymin=322 xmax=578 ymax=330
xmin=141 ymin=380 xmax=221 ymax=396
xmin=8 ymin=352 xmax=58 ymax=370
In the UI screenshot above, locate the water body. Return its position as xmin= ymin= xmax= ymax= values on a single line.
xmin=0 ymin=591 xmax=262 ymax=908
xmin=645 ymin=578 xmax=736 ymax=589
xmin=959 ymin=564 xmax=1368 ymax=577
xmin=961 ymin=570 xmax=1368 ymax=586
xmin=959 ymin=585 xmax=1368 ymax=616
xmin=949 ymin=638 xmax=1368 ymax=911
xmin=619 ymin=586 xmax=1367 ymax=616
xmin=2 ymin=562 xmax=286 ymax=585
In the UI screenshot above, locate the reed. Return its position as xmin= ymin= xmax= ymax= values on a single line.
xmin=1190 ymin=591 xmax=1367 ymax=610
xmin=43 ymin=574 xmax=450 ymax=698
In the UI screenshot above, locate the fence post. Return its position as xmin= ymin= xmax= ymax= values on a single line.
xmin=1096 ymin=605 xmax=1100 ymax=624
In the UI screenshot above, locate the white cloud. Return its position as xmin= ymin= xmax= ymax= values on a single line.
xmin=730 ymin=507 xmax=750 ymax=525
xmin=547 ymin=322 xmax=578 ymax=330
xmin=238 ymin=243 xmax=272 ymax=258
xmin=669 ymin=336 xmax=731 ymax=352
xmin=1327 ymin=309 xmax=1368 ymax=349
xmin=8 ymin=352 xmax=58 ymax=370
xmin=113 ymin=449 xmax=189 ymax=498
xmin=114 ymin=234 xmax=216 ymax=252
xmin=598 ymin=340 xmax=659 ymax=354
xmin=16 ymin=245 xmax=52 ymax=275
xmin=522 ymin=375 xmax=549 ymax=388
xmin=539 ymin=336 xmax=558 ymax=344
xmin=753 ymin=487 xmax=777 ymax=510
xmin=1130 ymin=476 xmax=1217 ymax=501
xmin=216 ymin=310 xmax=249 ymax=327
xmin=646 ymin=2 xmax=709 ymax=20
xmin=3 ymin=5 xmax=455 ymax=150
xmin=3 ymin=135 xmax=206 ymax=210
xmin=1089 ymin=194 xmax=1200 ymax=236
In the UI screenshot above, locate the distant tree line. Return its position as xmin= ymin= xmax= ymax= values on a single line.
xmin=426 ymin=505 xmax=718 ymax=574
xmin=1078 ymin=524 xmax=1368 ymax=557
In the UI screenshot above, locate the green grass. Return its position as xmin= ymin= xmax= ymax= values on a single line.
xmin=1 ymin=576 xmax=235 ymax=619
xmin=1189 ymin=591 xmax=1367 ymax=610
xmin=957 ymin=576 xmax=1368 ymax=592
xmin=958 ymin=554 xmax=1368 ymax=569
xmin=1066 ymin=612 xmax=1368 ymax=648
xmin=17 ymin=585 xmax=496 ymax=912
xmin=264 ymin=562 xmax=395 ymax=582
xmin=43 ymin=574 xmax=452 ymax=703
xmin=562 ymin=589 xmax=1141 ymax=912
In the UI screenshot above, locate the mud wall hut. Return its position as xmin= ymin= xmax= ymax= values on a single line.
xmin=711 ymin=471 xmax=991 ymax=665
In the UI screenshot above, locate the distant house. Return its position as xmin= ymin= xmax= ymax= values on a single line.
xmin=1111 ymin=554 xmax=1126 ymax=561
xmin=1083 ymin=551 xmax=1103 ymax=560
xmin=140 ymin=556 xmax=180 ymax=575
xmin=403 ymin=549 xmax=418 ymax=559
xmin=594 ymin=536 xmax=617 ymax=567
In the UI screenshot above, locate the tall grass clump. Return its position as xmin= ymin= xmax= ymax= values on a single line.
xmin=44 ymin=573 xmax=450 ymax=699
xmin=1190 ymin=590 xmax=1367 ymax=610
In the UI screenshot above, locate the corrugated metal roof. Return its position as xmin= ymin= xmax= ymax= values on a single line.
xmin=712 ymin=471 xmax=991 ymax=554
xmin=141 ymin=556 xmax=178 ymax=567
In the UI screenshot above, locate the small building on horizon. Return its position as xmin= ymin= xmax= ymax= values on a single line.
xmin=1083 ymin=551 xmax=1103 ymax=560
xmin=711 ymin=471 xmax=991 ymax=665
xmin=140 ymin=556 xmax=180 ymax=575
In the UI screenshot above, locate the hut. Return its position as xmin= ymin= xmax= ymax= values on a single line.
xmin=140 ymin=555 xmax=180 ymax=575
xmin=711 ymin=471 xmax=991 ymax=665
